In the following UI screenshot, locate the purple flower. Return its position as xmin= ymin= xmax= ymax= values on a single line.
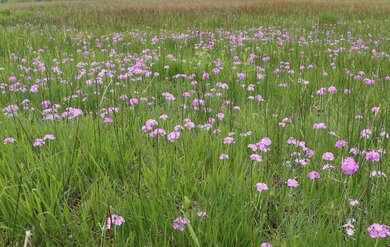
xmin=366 ymin=151 xmax=380 ymax=162
xmin=346 ymin=228 xmax=355 ymax=236
xmin=149 ymin=128 xmax=166 ymax=137
xmin=249 ymin=137 xmax=272 ymax=152
xmin=8 ymin=76 xmax=17 ymax=83
xmin=307 ymin=171 xmax=320 ymax=180
xmin=367 ymin=223 xmax=390 ymax=238
xmin=43 ymin=134 xmax=55 ymax=140
xmin=370 ymin=170 xmax=386 ymax=177
xmin=250 ymin=154 xmax=263 ymax=163
xmin=371 ymin=107 xmax=380 ymax=113
xmin=41 ymin=100 xmax=52 ymax=109
xmin=349 ymin=147 xmax=361 ymax=155
xmin=341 ymin=157 xmax=359 ymax=175
xmin=142 ymin=119 xmax=158 ymax=132
xmin=328 ymin=86 xmax=337 ymax=93
xmin=349 ymin=200 xmax=359 ymax=206
xmin=129 ymin=98 xmax=139 ymax=105
xmin=316 ymin=88 xmax=327 ymax=95
xmin=237 ymin=73 xmax=246 ymax=80
xmin=162 ymin=92 xmax=175 ymax=101
xmin=159 ymin=114 xmax=169 ymax=121
xmin=173 ymin=217 xmax=190 ymax=231
xmin=107 ymin=215 xmax=125 ymax=230
xmin=322 ymin=164 xmax=334 ymax=170
xmin=3 ymin=105 xmax=19 ymax=118
xmin=313 ymin=123 xmax=327 ymax=129
xmin=322 ymin=152 xmax=334 ymax=161
xmin=62 ymin=107 xmax=83 ymax=119
xmin=360 ymin=129 xmax=372 ymax=139
xmin=287 ymin=179 xmax=299 ymax=187
xmin=197 ymin=211 xmax=207 ymax=218
xmin=335 ymin=140 xmax=347 ymax=149
xmin=103 ymin=117 xmax=113 ymax=124
xmin=256 ymin=183 xmax=269 ymax=192
xmin=33 ymin=138 xmax=45 ymax=147
xmin=184 ymin=121 xmax=195 ymax=130
xmin=167 ymin=131 xmax=180 ymax=142
xmin=223 ymin=137 xmax=235 ymax=144
xmin=3 ymin=137 xmax=15 ymax=144
xmin=343 ymin=219 xmax=356 ymax=236
xmin=261 ymin=243 xmax=273 ymax=247
xmin=219 ymin=154 xmax=229 ymax=160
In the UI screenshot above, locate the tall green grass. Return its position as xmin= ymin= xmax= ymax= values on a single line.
xmin=0 ymin=1 xmax=389 ymax=246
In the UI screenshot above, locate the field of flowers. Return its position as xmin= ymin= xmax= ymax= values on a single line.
xmin=0 ymin=0 xmax=389 ymax=246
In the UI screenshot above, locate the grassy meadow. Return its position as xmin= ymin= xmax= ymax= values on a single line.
xmin=0 ymin=0 xmax=389 ymax=246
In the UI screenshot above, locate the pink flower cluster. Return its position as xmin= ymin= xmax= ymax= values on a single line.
xmin=341 ymin=157 xmax=359 ymax=175
xmin=313 ymin=123 xmax=326 ymax=129
xmin=365 ymin=151 xmax=380 ymax=162
xmin=33 ymin=134 xmax=55 ymax=147
xmin=61 ymin=107 xmax=83 ymax=119
xmin=287 ymin=178 xmax=299 ymax=187
xmin=107 ymin=214 xmax=125 ymax=230
xmin=256 ymin=183 xmax=269 ymax=192
xmin=248 ymin=137 xmax=272 ymax=152
xmin=3 ymin=137 xmax=15 ymax=144
xmin=307 ymin=171 xmax=320 ymax=180
xmin=173 ymin=217 xmax=190 ymax=231
xmin=343 ymin=218 xmax=356 ymax=236
xmin=322 ymin=152 xmax=334 ymax=161
xmin=335 ymin=139 xmax=347 ymax=148
xmin=367 ymin=223 xmax=390 ymax=238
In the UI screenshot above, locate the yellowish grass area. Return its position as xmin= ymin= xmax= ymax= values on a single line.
xmin=2 ymin=0 xmax=390 ymax=12
xmin=1 ymin=0 xmax=389 ymax=29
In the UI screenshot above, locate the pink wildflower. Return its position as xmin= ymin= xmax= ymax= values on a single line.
xmin=149 ymin=128 xmax=166 ymax=137
xmin=366 ymin=151 xmax=380 ymax=162
xmin=107 ymin=215 xmax=125 ymax=230
xmin=341 ymin=157 xmax=359 ymax=175
xmin=103 ymin=117 xmax=113 ymax=124
xmin=219 ymin=154 xmax=229 ymax=160
xmin=223 ymin=137 xmax=235 ymax=145
xmin=197 ymin=212 xmax=207 ymax=218
xmin=167 ymin=132 xmax=180 ymax=142
xmin=322 ymin=152 xmax=334 ymax=161
xmin=367 ymin=223 xmax=390 ymax=238
xmin=307 ymin=171 xmax=320 ymax=180
xmin=43 ymin=134 xmax=55 ymax=140
xmin=250 ymin=154 xmax=263 ymax=163
xmin=371 ymin=107 xmax=380 ymax=113
xmin=313 ymin=123 xmax=327 ymax=129
xmin=360 ymin=129 xmax=372 ymax=139
xmin=4 ymin=137 xmax=15 ymax=144
xmin=173 ymin=217 xmax=190 ymax=231
xmin=129 ymin=98 xmax=139 ymax=105
xmin=256 ymin=183 xmax=269 ymax=192
xmin=33 ymin=138 xmax=45 ymax=147
xmin=349 ymin=200 xmax=359 ymax=206
xmin=335 ymin=140 xmax=348 ymax=148
xmin=287 ymin=179 xmax=299 ymax=187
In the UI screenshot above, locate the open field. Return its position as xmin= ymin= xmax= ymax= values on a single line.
xmin=1 ymin=0 xmax=390 ymax=29
xmin=0 ymin=0 xmax=389 ymax=246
